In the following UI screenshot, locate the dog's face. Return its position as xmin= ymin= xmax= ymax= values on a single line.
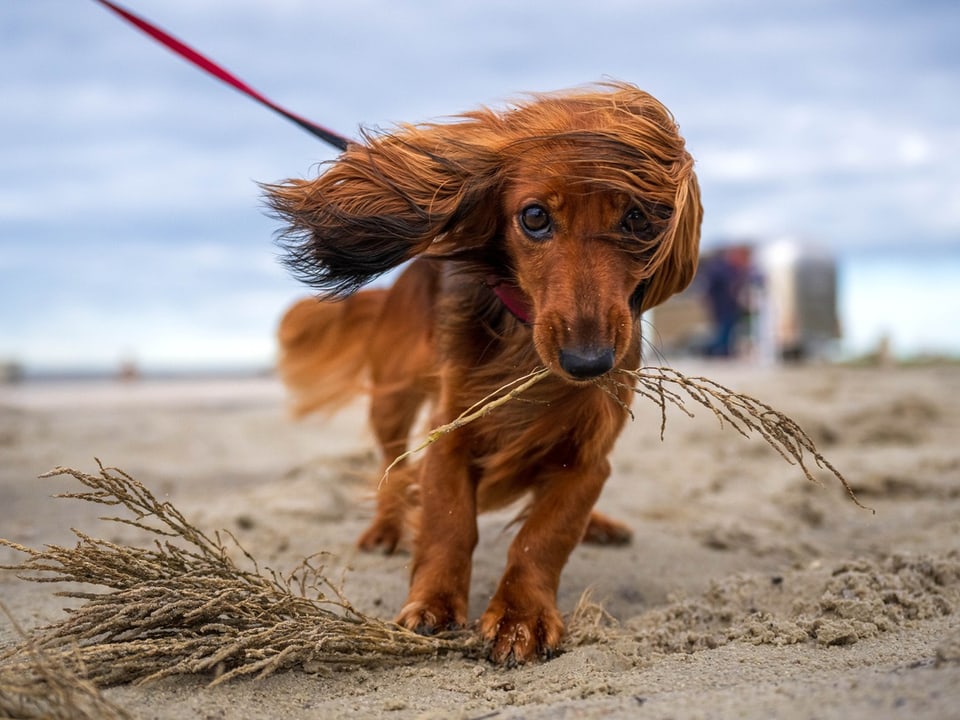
xmin=501 ymin=144 xmax=674 ymax=382
xmin=267 ymin=82 xmax=702 ymax=363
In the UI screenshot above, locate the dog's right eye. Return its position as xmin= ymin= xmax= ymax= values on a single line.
xmin=519 ymin=204 xmax=552 ymax=239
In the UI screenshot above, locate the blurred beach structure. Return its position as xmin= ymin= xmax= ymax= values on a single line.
xmin=653 ymin=242 xmax=958 ymax=366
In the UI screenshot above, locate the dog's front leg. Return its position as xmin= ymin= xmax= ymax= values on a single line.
xmin=479 ymin=459 xmax=608 ymax=665
xmin=395 ymin=433 xmax=478 ymax=633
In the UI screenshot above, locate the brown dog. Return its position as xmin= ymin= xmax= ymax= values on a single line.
xmin=266 ymin=81 xmax=701 ymax=664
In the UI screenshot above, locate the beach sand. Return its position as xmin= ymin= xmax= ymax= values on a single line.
xmin=2 ymin=361 xmax=959 ymax=718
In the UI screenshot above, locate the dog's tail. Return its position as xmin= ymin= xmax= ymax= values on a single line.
xmin=277 ymin=290 xmax=388 ymax=417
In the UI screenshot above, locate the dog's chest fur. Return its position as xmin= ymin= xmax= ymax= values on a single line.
xmin=432 ymin=266 xmax=639 ymax=510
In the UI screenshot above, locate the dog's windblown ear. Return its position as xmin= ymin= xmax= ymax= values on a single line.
xmin=641 ymin=170 xmax=703 ymax=312
xmin=264 ymin=124 xmax=501 ymax=297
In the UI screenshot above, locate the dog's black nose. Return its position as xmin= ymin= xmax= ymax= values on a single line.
xmin=558 ymin=346 xmax=615 ymax=379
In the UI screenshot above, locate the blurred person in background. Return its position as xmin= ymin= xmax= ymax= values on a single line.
xmin=702 ymin=245 xmax=752 ymax=357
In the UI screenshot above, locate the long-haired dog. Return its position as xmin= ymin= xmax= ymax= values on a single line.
xmin=266 ymin=81 xmax=701 ymax=665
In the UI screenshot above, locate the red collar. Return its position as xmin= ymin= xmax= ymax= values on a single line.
xmin=487 ymin=277 xmax=532 ymax=324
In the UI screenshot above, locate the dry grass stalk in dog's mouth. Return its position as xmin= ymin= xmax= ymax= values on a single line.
xmin=613 ymin=366 xmax=869 ymax=510
xmin=381 ymin=368 xmax=551 ymax=482
xmin=387 ymin=365 xmax=868 ymax=511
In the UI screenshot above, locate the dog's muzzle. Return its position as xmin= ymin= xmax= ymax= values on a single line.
xmin=558 ymin=346 xmax=615 ymax=380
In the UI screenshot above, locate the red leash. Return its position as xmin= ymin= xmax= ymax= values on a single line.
xmin=94 ymin=0 xmax=351 ymax=151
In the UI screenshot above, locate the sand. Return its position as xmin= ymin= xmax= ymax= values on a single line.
xmin=1 ymin=362 xmax=959 ymax=719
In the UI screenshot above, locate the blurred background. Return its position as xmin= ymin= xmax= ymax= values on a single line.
xmin=2 ymin=0 xmax=958 ymax=378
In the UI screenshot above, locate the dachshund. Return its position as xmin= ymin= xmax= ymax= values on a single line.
xmin=266 ymin=81 xmax=702 ymax=665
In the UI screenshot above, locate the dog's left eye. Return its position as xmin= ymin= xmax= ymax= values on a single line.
xmin=519 ymin=204 xmax=552 ymax=239
xmin=621 ymin=208 xmax=653 ymax=236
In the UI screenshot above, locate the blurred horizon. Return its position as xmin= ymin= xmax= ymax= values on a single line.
xmin=3 ymin=245 xmax=960 ymax=378
xmin=2 ymin=1 xmax=958 ymax=373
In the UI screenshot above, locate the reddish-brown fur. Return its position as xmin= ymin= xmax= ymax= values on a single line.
xmin=267 ymin=82 xmax=702 ymax=664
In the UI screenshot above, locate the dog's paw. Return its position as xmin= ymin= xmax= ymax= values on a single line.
xmin=396 ymin=597 xmax=466 ymax=635
xmin=479 ymin=600 xmax=564 ymax=666
xmin=356 ymin=518 xmax=404 ymax=555
xmin=581 ymin=510 xmax=633 ymax=546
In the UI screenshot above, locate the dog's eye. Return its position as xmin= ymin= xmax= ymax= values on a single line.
xmin=621 ymin=208 xmax=653 ymax=237
xmin=519 ymin=204 xmax=552 ymax=239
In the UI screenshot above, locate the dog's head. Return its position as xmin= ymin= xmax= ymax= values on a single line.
xmin=266 ymin=81 xmax=701 ymax=381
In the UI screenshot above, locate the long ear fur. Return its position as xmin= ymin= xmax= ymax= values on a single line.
xmin=265 ymin=81 xmax=702 ymax=302
xmin=641 ymin=171 xmax=703 ymax=311
xmin=264 ymin=123 xmax=503 ymax=297
xmin=576 ymin=83 xmax=701 ymax=312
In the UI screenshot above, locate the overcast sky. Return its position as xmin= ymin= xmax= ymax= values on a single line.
xmin=1 ymin=0 xmax=958 ymax=370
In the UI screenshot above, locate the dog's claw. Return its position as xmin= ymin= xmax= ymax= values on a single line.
xmin=412 ymin=622 xmax=436 ymax=636
xmin=479 ymin=603 xmax=564 ymax=666
xmin=396 ymin=599 xmax=465 ymax=636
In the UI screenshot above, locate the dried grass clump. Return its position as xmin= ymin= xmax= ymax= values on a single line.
xmin=0 ymin=606 xmax=131 ymax=720
xmin=0 ymin=462 xmax=479 ymax=696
